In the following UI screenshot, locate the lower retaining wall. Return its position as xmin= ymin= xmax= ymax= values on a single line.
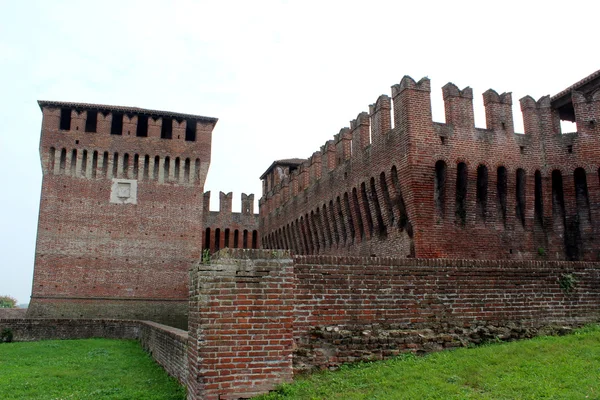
xmin=0 ymin=318 xmax=188 ymax=385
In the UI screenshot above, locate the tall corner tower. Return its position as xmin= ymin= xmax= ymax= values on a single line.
xmin=28 ymin=101 xmax=217 ymax=328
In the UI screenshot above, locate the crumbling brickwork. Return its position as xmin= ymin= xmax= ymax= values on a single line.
xmin=28 ymin=101 xmax=217 ymax=328
xmin=260 ymin=71 xmax=600 ymax=261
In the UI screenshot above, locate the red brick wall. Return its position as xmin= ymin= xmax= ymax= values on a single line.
xmin=29 ymin=103 xmax=216 ymax=328
xmin=260 ymin=75 xmax=600 ymax=261
xmin=292 ymin=256 xmax=600 ymax=371
xmin=202 ymin=191 xmax=260 ymax=254
xmin=187 ymin=249 xmax=294 ymax=400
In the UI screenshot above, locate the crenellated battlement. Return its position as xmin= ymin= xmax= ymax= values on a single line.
xmin=260 ymin=70 xmax=600 ymax=261
xmin=203 ymin=191 xmax=260 ymax=253
xmin=38 ymin=101 xmax=217 ymax=188
xmin=38 ymin=100 xmax=217 ymax=142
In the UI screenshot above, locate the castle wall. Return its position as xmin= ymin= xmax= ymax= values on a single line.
xmin=28 ymin=102 xmax=217 ymax=328
xmin=202 ymin=192 xmax=260 ymax=254
xmin=184 ymin=250 xmax=600 ymax=399
xmin=260 ymin=74 xmax=600 ymax=261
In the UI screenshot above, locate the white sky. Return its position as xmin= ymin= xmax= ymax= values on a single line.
xmin=0 ymin=0 xmax=598 ymax=304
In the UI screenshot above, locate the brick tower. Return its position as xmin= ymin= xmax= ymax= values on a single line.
xmin=28 ymin=101 xmax=217 ymax=328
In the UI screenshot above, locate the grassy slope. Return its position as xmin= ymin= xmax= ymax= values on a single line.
xmin=257 ymin=325 xmax=600 ymax=400
xmin=0 ymin=338 xmax=185 ymax=400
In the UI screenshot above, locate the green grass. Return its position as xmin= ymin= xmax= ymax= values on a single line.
xmin=256 ymin=325 xmax=600 ymax=400
xmin=0 ymin=338 xmax=185 ymax=400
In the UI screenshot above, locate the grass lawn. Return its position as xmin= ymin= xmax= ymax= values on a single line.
xmin=256 ymin=325 xmax=600 ymax=400
xmin=0 ymin=338 xmax=185 ymax=400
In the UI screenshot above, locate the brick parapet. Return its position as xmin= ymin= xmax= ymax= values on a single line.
xmin=187 ymin=249 xmax=294 ymax=400
xmin=260 ymin=73 xmax=600 ymax=261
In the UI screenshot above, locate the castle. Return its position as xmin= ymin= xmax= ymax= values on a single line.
xmin=259 ymin=71 xmax=600 ymax=261
xmin=28 ymin=102 xmax=258 ymax=328
xmin=28 ymin=70 xmax=600 ymax=328
xmin=14 ymin=69 xmax=600 ymax=399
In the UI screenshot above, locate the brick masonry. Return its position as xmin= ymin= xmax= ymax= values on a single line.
xmin=202 ymin=191 xmax=260 ymax=254
xmin=28 ymin=101 xmax=217 ymax=328
xmin=187 ymin=249 xmax=294 ymax=400
xmin=184 ymin=250 xmax=600 ymax=399
xmin=260 ymin=71 xmax=600 ymax=261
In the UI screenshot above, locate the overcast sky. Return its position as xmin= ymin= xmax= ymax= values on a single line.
xmin=0 ymin=0 xmax=598 ymax=304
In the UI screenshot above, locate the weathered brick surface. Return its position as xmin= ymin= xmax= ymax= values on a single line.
xmin=0 ymin=308 xmax=27 ymax=319
xmin=292 ymin=256 xmax=600 ymax=371
xmin=29 ymin=102 xmax=217 ymax=328
xmin=0 ymin=318 xmax=188 ymax=385
xmin=202 ymin=191 xmax=260 ymax=254
xmin=187 ymin=249 xmax=294 ymax=400
xmin=260 ymin=72 xmax=600 ymax=261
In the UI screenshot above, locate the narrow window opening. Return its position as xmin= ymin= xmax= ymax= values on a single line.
xmin=322 ymin=204 xmax=333 ymax=247
xmin=497 ymin=166 xmax=507 ymax=226
xmin=91 ymin=151 xmax=98 ymax=179
xmin=85 ymin=110 xmax=97 ymax=133
xmin=534 ymin=171 xmax=543 ymax=227
xmin=184 ymin=158 xmax=191 ymax=183
xmin=70 ymin=149 xmax=77 ymax=176
xmin=161 ymin=117 xmax=173 ymax=139
xmin=344 ymin=193 xmax=355 ymax=241
xmin=102 ymin=152 xmax=108 ymax=178
xmin=352 ymin=188 xmax=365 ymax=239
xmin=501 ymin=122 xmax=506 ymax=130
xmin=360 ymin=183 xmax=374 ymax=237
xmin=204 ymin=228 xmax=211 ymax=252
xmin=252 ymin=230 xmax=258 ymax=249
xmin=516 ymin=169 xmax=526 ymax=227
xmin=370 ymin=178 xmax=385 ymax=235
xmin=434 ymin=161 xmax=447 ymax=218
xmin=194 ymin=159 xmax=200 ymax=183
xmin=81 ymin=150 xmax=88 ymax=177
xmin=175 ymin=157 xmax=180 ymax=181
xmin=133 ymin=154 xmax=139 ymax=178
xmin=185 ymin=119 xmax=197 ymax=141
xmin=520 ymin=146 xmax=525 ymax=154
xmin=329 ymin=200 xmax=339 ymax=245
xmin=123 ymin=153 xmax=130 ymax=178
xmin=567 ymin=145 xmax=573 ymax=154
xmin=310 ymin=211 xmax=320 ymax=252
xmin=336 ymin=197 xmax=347 ymax=243
xmin=136 ymin=115 xmax=148 ymax=137
xmin=60 ymin=148 xmax=67 ymax=173
xmin=305 ymin=213 xmax=315 ymax=254
xmin=300 ymin=217 xmax=310 ymax=253
xmin=110 ymin=112 xmax=123 ymax=135
xmin=112 ymin=152 xmax=119 ymax=178
xmin=243 ymin=229 xmax=248 ymax=249
xmin=440 ymin=136 xmax=447 ymax=145
xmin=143 ymin=155 xmax=150 ymax=180
xmin=476 ymin=165 xmax=488 ymax=221
xmin=153 ymin=156 xmax=160 ymax=180
xmin=215 ymin=228 xmax=221 ymax=252
xmin=575 ymin=168 xmax=591 ymax=223
xmin=48 ymin=147 xmax=56 ymax=173
xmin=164 ymin=156 xmax=171 ymax=180
xmin=455 ymin=162 xmax=468 ymax=225
xmin=60 ymin=108 xmax=71 ymax=130
xmin=223 ymin=228 xmax=230 ymax=248
xmin=234 ymin=230 xmax=239 ymax=248
xmin=391 ymin=166 xmax=408 ymax=230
